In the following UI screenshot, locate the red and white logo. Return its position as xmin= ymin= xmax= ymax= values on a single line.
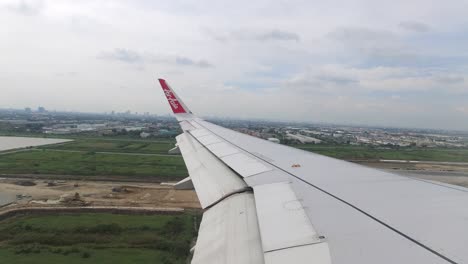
xmin=159 ymin=79 xmax=186 ymax=114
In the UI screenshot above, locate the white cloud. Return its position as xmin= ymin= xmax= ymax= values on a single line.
xmin=97 ymin=49 xmax=214 ymax=68
xmin=4 ymin=0 xmax=44 ymax=16
xmin=456 ymin=106 xmax=468 ymax=115
xmin=399 ymin=21 xmax=431 ymax=33
xmin=205 ymin=28 xmax=300 ymax=42
xmin=284 ymin=65 xmax=468 ymax=93
xmin=1 ymin=0 xmax=468 ymax=130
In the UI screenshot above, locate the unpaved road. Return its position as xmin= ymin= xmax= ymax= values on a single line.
xmin=357 ymin=160 xmax=468 ymax=187
xmin=2 ymin=160 xmax=468 ymax=215
xmin=0 ymin=178 xmax=201 ymax=211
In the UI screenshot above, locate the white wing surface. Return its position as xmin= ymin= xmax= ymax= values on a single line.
xmin=158 ymin=78 xmax=467 ymax=264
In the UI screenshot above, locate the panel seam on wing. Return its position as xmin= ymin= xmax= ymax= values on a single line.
xmin=204 ymin=187 xmax=253 ymax=210
xmin=195 ymin=120 xmax=460 ymax=264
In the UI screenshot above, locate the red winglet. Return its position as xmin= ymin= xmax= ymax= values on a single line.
xmin=158 ymin=79 xmax=187 ymax=114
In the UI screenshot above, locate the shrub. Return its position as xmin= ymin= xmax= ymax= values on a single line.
xmin=161 ymin=217 xmax=185 ymax=237
xmin=90 ymin=223 xmax=122 ymax=234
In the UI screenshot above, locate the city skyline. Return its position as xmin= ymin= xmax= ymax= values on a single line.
xmin=3 ymin=106 xmax=468 ymax=133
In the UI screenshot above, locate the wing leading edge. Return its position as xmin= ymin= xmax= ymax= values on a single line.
xmin=158 ymin=79 xmax=331 ymax=264
xmin=157 ymin=78 xmax=468 ymax=264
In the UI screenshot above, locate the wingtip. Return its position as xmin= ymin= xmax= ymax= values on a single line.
xmin=158 ymin=78 xmax=189 ymax=114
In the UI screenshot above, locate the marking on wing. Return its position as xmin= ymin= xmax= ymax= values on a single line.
xmin=179 ymin=120 xmax=196 ymax=131
xmin=206 ymin=142 xmax=240 ymax=157
xmin=188 ymin=127 xmax=272 ymax=178
xmin=221 ymin=153 xmax=272 ymax=177
xmin=196 ymin=134 xmax=223 ymax=146
xmin=189 ymin=128 xmax=211 ymax=137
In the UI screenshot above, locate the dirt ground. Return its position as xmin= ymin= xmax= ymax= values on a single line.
xmin=0 ymin=178 xmax=201 ymax=210
xmin=2 ymin=161 xmax=468 ymax=214
xmin=409 ymin=175 xmax=468 ymax=187
xmin=356 ymin=160 xmax=468 ymax=173
xmin=357 ymin=161 xmax=468 ymax=187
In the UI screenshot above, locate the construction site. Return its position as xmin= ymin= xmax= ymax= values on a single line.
xmin=0 ymin=178 xmax=200 ymax=213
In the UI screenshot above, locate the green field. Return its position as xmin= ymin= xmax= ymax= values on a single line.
xmin=2 ymin=137 xmax=468 ymax=179
xmin=41 ymin=139 xmax=176 ymax=154
xmin=291 ymin=144 xmax=468 ymax=162
xmin=0 ymin=213 xmax=200 ymax=264
xmin=0 ymin=149 xmax=187 ymax=179
xmin=0 ymin=138 xmax=186 ymax=179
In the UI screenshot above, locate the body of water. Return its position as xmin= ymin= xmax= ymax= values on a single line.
xmin=0 ymin=136 xmax=71 ymax=152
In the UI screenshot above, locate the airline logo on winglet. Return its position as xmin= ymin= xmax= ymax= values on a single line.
xmin=158 ymin=79 xmax=187 ymax=114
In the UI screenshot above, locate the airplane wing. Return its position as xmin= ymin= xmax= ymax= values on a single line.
xmin=158 ymin=78 xmax=467 ymax=264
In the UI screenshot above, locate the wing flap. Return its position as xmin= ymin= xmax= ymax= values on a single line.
xmin=253 ymin=182 xmax=324 ymax=251
xmin=264 ymin=243 xmax=331 ymax=264
xmin=192 ymin=192 xmax=265 ymax=264
xmin=176 ymin=132 xmax=247 ymax=208
xmin=253 ymin=182 xmax=331 ymax=264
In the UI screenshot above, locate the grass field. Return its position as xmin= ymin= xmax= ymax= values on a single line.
xmin=0 ymin=213 xmax=200 ymax=264
xmin=2 ymin=136 xmax=468 ymax=179
xmin=291 ymin=144 xmax=468 ymax=162
xmin=0 ymin=149 xmax=187 ymax=179
xmin=41 ymin=139 xmax=176 ymax=154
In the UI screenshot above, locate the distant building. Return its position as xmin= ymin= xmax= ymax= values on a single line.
xmin=124 ymin=127 xmax=145 ymax=132
xmin=268 ymin=138 xmax=280 ymax=144
xmin=37 ymin=106 xmax=46 ymax=113
xmin=286 ymin=133 xmax=322 ymax=144
xmin=140 ymin=132 xmax=151 ymax=138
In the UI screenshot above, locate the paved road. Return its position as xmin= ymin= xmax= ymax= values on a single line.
xmin=2 ymin=148 xmax=181 ymax=157
xmin=0 ymin=149 xmax=31 ymax=155
xmin=388 ymin=169 xmax=468 ymax=178
xmin=380 ymin=159 xmax=468 ymax=166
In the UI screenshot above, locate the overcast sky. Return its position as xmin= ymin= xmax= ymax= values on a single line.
xmin=2 ymin=0 xmax=468 ymax=130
